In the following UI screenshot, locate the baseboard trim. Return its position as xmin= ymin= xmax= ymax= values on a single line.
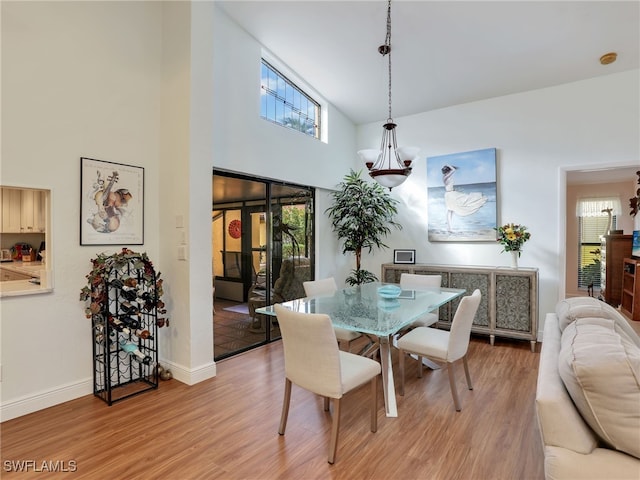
xmin=0 ymin=378 xmax=93 ymax=423
xmin=0 ymin=361 xmax=217 ymax=422
xmin=162 ymin=359 xmax=217 ymax=385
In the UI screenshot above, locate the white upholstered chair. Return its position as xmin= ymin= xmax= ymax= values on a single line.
xmin=399 ymin=273 xmax=442 ymax=329
xmin=397 ymin=289 xmax=481 ymax=411
xmin=274 ymin=304 xmax=381 ymax=464
xmin=303 ymin=277 xmax=362 ymax=352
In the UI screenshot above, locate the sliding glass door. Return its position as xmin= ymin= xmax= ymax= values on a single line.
xmin=212 ymin=171 xmax=314 ymax=360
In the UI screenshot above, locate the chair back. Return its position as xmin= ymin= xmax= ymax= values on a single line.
xmin=303 ymin=277 xmax=338 ymax=297
xmin=274 ymin=304 xmax=343 ymax=399
xmin=447 ymin=289 xmax=482 ymax=361
xmin=400 ymin=273 xmax=441 ymax=290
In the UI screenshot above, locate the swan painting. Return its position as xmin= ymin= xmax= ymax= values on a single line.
xmin=427 ymin=148 xmax=497 ymax=241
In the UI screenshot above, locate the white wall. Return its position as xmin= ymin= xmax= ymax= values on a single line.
xmin=1 ymin=1 xmax=164 ymax=419
xmin=211 ymin=6 xmax=357 ymax=191
xmin=356 ymin=70 xmax=640 ymax=335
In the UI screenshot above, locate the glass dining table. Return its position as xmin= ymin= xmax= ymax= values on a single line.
xmin=256 ymin=281 xmax=466 ymax=417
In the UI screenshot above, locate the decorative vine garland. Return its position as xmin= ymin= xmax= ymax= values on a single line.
xmin=79 ymin=248 xmax=169 ymax=328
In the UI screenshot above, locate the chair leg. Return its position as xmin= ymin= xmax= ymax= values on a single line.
xmin=399 ymin=349 xmax=405 ymax=396
xmin=447 ymin=362 xmax=462 ymax=411
xmin=324 ymin=396 xmax=330 ymax=412
xmin=370 ymin=375 xmax=378 ymax=433
xmin=417 ymin=355 xmax=423 ymax=378
xmin=328 ymin=398 xmax=341 ymax=464
xmin=462 ymin=355 xmax=473 ymax=390
xmin=278 ymin=378 xmax=292 ymax=435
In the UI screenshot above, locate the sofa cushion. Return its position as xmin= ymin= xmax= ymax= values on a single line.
xmin=555 ymin=297 xmax=620 ymax=332
xmin=536 ymin=314 xmax=599 ymax=454
xmin=555 ymin=298 xmax=640 ymax=349
xmin=558 ymin=317 xmax=640 ymax=459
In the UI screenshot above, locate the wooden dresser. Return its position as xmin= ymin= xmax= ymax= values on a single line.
xmin=381 ymin=263 xmax=539 ymax=351
xmin=600 ymin=234 xmax=632 ymax=307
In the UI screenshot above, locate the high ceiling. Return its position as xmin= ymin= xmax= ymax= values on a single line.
xmin=216 ymin=1 xmax=639 ymax=187
xmin=218 ymin=1 xmax=639 ymax=126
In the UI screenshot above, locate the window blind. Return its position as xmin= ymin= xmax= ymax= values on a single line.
xmin=577 ymin=215 xmax=617 ymax=289
xmin=576 ymin=197 xmax=622 ymax=217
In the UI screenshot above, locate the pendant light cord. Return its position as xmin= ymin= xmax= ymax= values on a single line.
xmin=385 ymin=0 xmax=393 ymax=122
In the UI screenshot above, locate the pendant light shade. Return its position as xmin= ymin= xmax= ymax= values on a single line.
xmin=360 ymin=0 xmax=418 ymax=190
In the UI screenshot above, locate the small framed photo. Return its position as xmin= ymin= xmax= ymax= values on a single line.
xmin=394 ymin=249 xmax=415 ymax=264
xmin=80 ymin=157 xmax=144 ymax=245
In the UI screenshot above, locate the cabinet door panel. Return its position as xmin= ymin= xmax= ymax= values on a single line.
xmin=450 ymin=272 xmax=490 ymax=327
xmin=21 ymin=189 xmax=35 ymax=232
xmin=382 ymin=266 xmax=411 ymax=283
xmin=2 ymin=188 xmax=22 ymax=233
xmin=496 ymin=274 xmax=531 ymax=332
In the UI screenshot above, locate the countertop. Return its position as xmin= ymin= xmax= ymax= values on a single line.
xmin=0 ymin=261 xmax=52 ymax=297
xmin=0 ymin=260 xmax=45 ymax=275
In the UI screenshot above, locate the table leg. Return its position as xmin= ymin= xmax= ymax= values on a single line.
xmin=378 ymin=335 xmax=398 ymax=417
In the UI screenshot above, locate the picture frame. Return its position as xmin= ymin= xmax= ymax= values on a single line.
xmin=394 ymin=249 xmax=416 ymax=264
xmin=427 ymin=148 xmax=497 ymax=242
xmin=80 ymin=157 xmax=144 ymax=245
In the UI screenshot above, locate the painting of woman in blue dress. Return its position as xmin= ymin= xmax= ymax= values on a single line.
xmin=427 ymin=148 xmax=497 ymax=242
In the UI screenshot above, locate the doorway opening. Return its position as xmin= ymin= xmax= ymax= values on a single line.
xmin=564 ymin=165 xmax=637 ymax=300
xmin=212 ymin=170 xmax=315 ymax=360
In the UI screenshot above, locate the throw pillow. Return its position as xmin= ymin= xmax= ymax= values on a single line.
xmin=558 ymin=317 xmax=640 ymax=459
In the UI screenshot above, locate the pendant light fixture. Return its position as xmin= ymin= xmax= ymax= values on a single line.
xmin=358 ymin=0 xmax=419 ymax=190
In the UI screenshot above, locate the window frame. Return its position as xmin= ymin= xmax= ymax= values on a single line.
xmin=260 ymin=58 xmax=321 ymax=140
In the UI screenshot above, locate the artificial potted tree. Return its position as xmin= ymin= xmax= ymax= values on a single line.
xmin=326 ymin=169 xmax=402 ymax=285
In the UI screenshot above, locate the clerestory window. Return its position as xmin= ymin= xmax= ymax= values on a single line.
xmin=260 ymin=59 xmax=320 ymax=139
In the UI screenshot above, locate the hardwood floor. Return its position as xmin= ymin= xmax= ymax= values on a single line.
xmin=1 ymin=336 xmax=544 ymax=479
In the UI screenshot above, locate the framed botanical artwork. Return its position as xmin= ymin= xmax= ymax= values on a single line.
xmin=394 ymin=249 xmax=416 ymax=264
xmin=426 ymin=148 xmax=497 ymax=242
xmin=80 ymin=157 xmax=144 ymax=245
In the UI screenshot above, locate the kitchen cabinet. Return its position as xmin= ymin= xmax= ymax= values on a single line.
xmin=2 ymin=188 xmax=22 ymax=233
xmin=21 ymin=189 xmax=45 ymax=233
xmin=0 ymin=187 xmax=46 ymax=233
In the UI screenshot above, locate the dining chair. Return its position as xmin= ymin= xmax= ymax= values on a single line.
xmin=303 ymin=277 xmax=363 ymax=352
xmin=274 ymin=304 xmax=381 ymax=464
xmin=399 ymin=273 xmax=442 ymax=331
xmin=397 ymin=289 xmax=482 ymax=411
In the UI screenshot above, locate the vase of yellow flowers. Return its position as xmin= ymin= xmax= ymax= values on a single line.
xmin=495 ymin=223 xmax=531 ymax=269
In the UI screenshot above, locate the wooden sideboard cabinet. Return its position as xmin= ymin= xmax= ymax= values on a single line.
xmin=621 ymin=258 xmax=640 ymax=322
xmin=600 ymin=234 xmax=632 ymax=307
xmin=381 ymin=263 xmax=539 ymax=352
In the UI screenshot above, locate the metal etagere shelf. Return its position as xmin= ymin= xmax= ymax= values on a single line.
xmin=91 ymin=256 xmax=159 ymax=405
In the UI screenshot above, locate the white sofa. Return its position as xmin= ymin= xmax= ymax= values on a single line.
xmin=536 ymin=297 xmax=640 ymax=480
